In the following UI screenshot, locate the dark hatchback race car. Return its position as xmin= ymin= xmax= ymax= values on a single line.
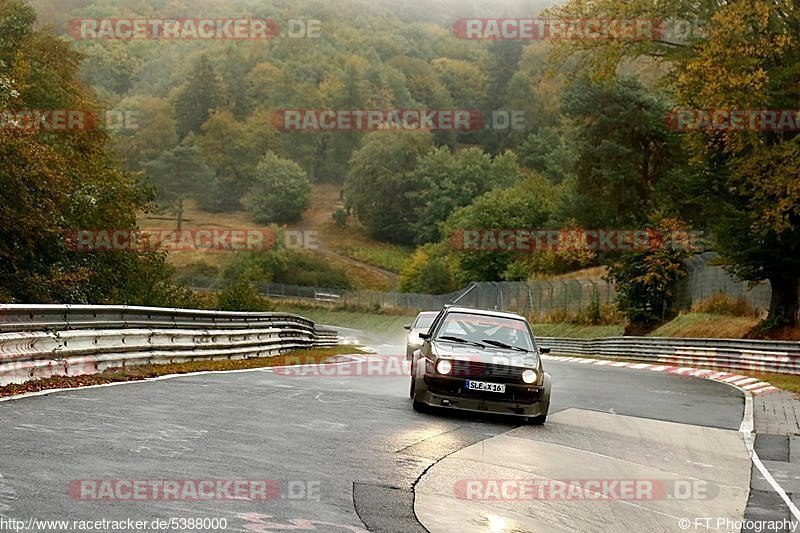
xmin=409 ymin=306 xmax=552 ymax=424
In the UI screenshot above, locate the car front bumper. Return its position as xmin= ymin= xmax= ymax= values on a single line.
xmin=416 ymin=373 xmax=551 ymax=418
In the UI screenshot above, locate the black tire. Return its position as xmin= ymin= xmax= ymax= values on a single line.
xmin=528 ymin=414 xmax=546 ymax=425
xmin=411 ymin=372 xmax=427 ymax=412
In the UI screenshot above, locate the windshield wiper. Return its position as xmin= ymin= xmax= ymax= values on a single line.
xmin=438 ymin=335 xmax=485 ymax=348
xmin=481 ymin=339 xmax=531 ymax=353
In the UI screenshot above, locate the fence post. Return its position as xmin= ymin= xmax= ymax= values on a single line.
xmin=527 ymin=283 xmax=534 ymax=316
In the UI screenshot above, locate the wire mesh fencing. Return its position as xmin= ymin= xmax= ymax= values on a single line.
xmin=178 ymin=252 xmax=772 ymax=316
xmin=674 ymin=252 xmax=771 ymax=312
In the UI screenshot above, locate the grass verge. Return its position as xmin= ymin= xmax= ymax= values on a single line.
xmin=748 ymin=372 xmax=800 ymax=395
xmin=531 ymin=323 xmax=625 ymax=338
xmin=272 ymin=304 xmax=416 ymax=334
xmin=0 ymin=345 xmax=358 ymax=398
xmin=649 ymin=313 xmax=760 ymax=338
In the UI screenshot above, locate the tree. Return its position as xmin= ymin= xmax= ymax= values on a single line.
xmin=249 ymin=152 xmax=312 ymax=224
xmin=442 ymin=175 xmax=556 ymax=282
xmin=607 ymin=218 xmax=691 ymax=333
xmin=431 ymin=58 xmax=487 ymax=110
xmin=560 ymin=76 xmax=683 ymax=228
xmin=673 ymin=1 xmax=800 ymax=328
xmin=408 ymin=147 xmax=520 ymax=244
xmin=484 ymin=41 xmax=524 ymax=110
xmin=399 ymin=245 xmax=459 ymax=295
xmin=143 ymin=144 xmax=216 ymax=230
xmin=518 ymin=126 xmax=577 ymax=184
xmin=195 ymin=109 xmax=264 ymax=212
xmin=174 ymin=55 xmax=223 ymax=140
xmin=112 ymin=96 xmax=179 ymax=170
xmin=550 ymin=0 xmax=800 ymax=327
xmin=345 ymin=131 xmax=434 ymax=244
xmin=0 ymin=0 xmax=177 ymax=305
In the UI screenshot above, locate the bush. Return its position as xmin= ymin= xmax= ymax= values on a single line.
xmin=221 ymin=247 xmax=352 ymax=290
xmin=216 ymin=279 xmax=274 ymax=312
xmin=533 ymin=301 xmax=623 ymax=326
xmin=274 ymin=252 xmax=353 ymax=288
xmin=249 ymin=152 xmax=312 ymax=224
xmin=606 ymin=218 xmax=690 ymax=330
xmin=332 ymin=208 xmax=349 ymax=227
xmin=691 ymin=293 xmax=758 ymax=317
xmin=399 ymin=245 xmax=459 ymax=294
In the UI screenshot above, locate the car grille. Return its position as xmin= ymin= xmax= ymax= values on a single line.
xmin=449 ymin=360 xmax=525 ymax=383
xmin=427 ymin=378 xmax=541 ymax=403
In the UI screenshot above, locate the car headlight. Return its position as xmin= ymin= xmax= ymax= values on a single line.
xmin=522 ymin=369 xmax=538 ymax=384
xmin=436 ymin=359 xmax=452 ymax=375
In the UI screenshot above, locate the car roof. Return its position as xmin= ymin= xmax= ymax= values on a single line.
xmin=440 ymin=306 xmax=528 ymax=322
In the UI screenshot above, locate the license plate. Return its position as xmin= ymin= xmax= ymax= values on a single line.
xmin=466 ymin=380 xmax=506 ymax=393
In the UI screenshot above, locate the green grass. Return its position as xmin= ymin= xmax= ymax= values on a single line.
xmin=531 ymin=323 xmax=625 ymax=338
xmin=275 ymin=305 xmax=416 ymax=334
xmin=337 ymin=244 xmax=412 ymax=273
xmin=648 ymin=313 xmax=759 ymax=338
xmin=279 ymin=304 xmax=624 ymax=339
xmin=754 ymin=373 xmax=800 ymax=395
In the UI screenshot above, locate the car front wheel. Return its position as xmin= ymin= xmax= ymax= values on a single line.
xmin=527 ymin=414 xmax=546 ymax=425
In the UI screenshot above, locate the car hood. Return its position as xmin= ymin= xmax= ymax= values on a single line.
xmin=432 ymin=341 xmax=539 ymax=368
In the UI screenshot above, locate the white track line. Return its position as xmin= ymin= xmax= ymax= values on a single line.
xmin=0 ymin=358 xmax=363 ymax=403
xmin=546 ymin=353 xmax=798 ymax=519
xmin=733 ymin=384 xmax=800 ymax=522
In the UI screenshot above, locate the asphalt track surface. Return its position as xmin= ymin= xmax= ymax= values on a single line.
xmin=0 ymin=332 xmax=747 ymax=532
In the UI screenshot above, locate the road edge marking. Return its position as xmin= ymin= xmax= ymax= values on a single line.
xmin=0 ymin=358 xmax=364 ymax=404
xmin=543 ymin=354 xmax=777 ymax=395
xmin=730 ymin=383 xmax=800 ymax=522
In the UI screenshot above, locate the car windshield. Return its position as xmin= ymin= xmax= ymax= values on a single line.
xmin=414 ymin=313 xmax=437 ymax=330
xmin=434 ymin=312 xmax=534 ymax=351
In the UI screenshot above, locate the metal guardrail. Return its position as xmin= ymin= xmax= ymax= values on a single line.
xmin=0 ymin=305 xmax=340 ymax=386
xmin=537 ymin=336 xmax=800 ymax=375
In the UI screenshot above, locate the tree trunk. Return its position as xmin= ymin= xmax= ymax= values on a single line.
xmin=767 ymin=275 xmax=800 ymax=326
xmin=176 ymin=199 xmax=184 ymax=232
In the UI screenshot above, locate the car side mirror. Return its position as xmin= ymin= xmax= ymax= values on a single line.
xmin=419 ymin=332 xmax=430 ymax=340
xmin=404 ymin=324 xmax=411 ymax=330
xmin=539 ymin=347 xmax=551 ymax=354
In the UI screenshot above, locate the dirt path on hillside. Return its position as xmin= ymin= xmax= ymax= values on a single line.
xmin=287 ymin=183 xmax=400 ymax=287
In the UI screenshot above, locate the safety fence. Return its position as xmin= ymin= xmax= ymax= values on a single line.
xmin=538 ymin=336 xmax=800 ymax=375
xmin=0 ymin=305 xmax=339 ymax=386
xmin=180 ymin=252 xmax=774 ymax=314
